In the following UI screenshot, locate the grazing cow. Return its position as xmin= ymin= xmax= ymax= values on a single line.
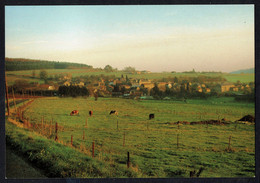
xmin=70 ymin=110 xmax=79 ymax=116
xmin=89 ymin=110 xmax=93 ymax=116
xmin=110 ymin=110 xmax=118 ymax=115
xmin=149 ymin=113 xmax=154 ymax=120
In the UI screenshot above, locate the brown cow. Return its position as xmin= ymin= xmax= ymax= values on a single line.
xmin=89 ymin=110 xmax=93 ymax=116
xmin=70 ymin=110 xmax=79 ymax=116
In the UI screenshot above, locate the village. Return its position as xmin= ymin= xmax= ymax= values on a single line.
xmin=10 ymin=70 xmax=255 ymax=100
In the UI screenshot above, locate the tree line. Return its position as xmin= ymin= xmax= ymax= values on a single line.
xmin=157 ymin=75 xmax=227 ymax=84
xmin=5 ymin=58 xmax=92 ymax=71
xmin=58 ymin=86 xmax=89 ymax=97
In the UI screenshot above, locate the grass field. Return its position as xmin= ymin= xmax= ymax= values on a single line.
xmin=10 ymin=96 xmax=255 ymax=178
xmin=5 ymin=69 xmax=255 ymax=85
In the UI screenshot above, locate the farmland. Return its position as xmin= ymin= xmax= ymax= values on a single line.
xmin=6 ymin=96 xmax=255 ymax=178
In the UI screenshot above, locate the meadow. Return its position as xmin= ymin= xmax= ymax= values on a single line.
xmin=7 ymin=96 xmax=255 ymax=178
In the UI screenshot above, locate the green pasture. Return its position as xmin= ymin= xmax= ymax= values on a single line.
xmin=15 ymin=97 xmax=255 ymax=178
xmin=223 ymin=73 xmax=255 ymax=83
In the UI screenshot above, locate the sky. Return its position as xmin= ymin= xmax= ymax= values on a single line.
xmin=5 ymin=5 xmax=254 ymax=72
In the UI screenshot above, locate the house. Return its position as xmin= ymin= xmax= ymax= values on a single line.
xmin=39 ymin=84 xmax=55 ymax=91
xmin=78 ymin=82 xmax=85 ymax=87
xmin=140 ymin=82 xmax=154 ymax=90
xmin=205 ymin=88 xmax=211 ymax=93
xmin=157 ymin=82 xmax=168 ymax=91
xmin=73 ymin=82 xmax=85 ymax=87
xmin=120 ymin=85 xmax=131 ymax=90
xmin=63 ymin=81 xmax=71 ymax=86
xmin=230 ymin=87 xmax=239 ymax=92
xmin=113 ymin=79 xmax=122 ymax=85
xmin=197 ymin=86 xmax=203 ymax=93
xmin=166 ymin=83 xmax=172 ymax=88
xmin=221 ymin=83 xmax=235 ymax=92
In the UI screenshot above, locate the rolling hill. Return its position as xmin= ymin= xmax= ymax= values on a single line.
xmin=230 ymin=68 xmax=254 ymax=74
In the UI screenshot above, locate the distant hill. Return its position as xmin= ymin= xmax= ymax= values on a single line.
xmin=5 ymin=58 xmax=92 ymax=71
xmin=230 ymin=68 xmax=254 ymax=74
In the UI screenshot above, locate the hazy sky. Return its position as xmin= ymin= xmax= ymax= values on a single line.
xmin=5 ymin=5 xmax=254 ymax=72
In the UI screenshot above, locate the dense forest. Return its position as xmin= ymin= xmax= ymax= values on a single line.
xmin=5 ymin=58 xmax=92 ymax=71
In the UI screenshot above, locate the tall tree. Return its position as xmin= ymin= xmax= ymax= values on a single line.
xmin=104 ymin=65 xmax=113 ymax=72
xmin=123 ymin=66 xmax=136 ymax=73
xmin=39 ymin=70 xmax=48 ymax=82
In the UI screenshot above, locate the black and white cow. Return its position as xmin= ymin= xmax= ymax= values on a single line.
xmin=110 ymin=110 xmax=118 ymax=115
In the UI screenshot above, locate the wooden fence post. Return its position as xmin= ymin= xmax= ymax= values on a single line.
xmin=50 ymin=120 xmax=52 ymax=136
xmin=43 ymin=116 xmax=45 ymax=130
xmin=28 ymin=118 xmax=31 ymax=129
xmin=83 ymin=130 xmax=85 ymax=140
xmin=12 ymin=87 xmax=17 ymax=112
xmin=127 ymin=152 xmax=130 ymax=168
xmin=17 ymin=108 xmax=20 ymax=120
xmin=92 ymin=141 xmax=95 ymax=158
xmin=177 ymin=134 xmax=179 ymax=149
xmin=71 ymin=135 xmax=73 ymax=147
xmin=228 ymin=136 xmax=232 ymax=150
xmin=41 ymin=116 xmax=44 ymax=134
xmin=123 ymin=132 xmax=125 ymax=147
xmin=55 ymin=122 xmax=58 ymax=141
xmin=22 ymin=111 xmax=24 ymax=120
xmin=117 ymin=116 xmax=119 ymax=130
xmin=27 ymin=118 xmax=29 ymax=128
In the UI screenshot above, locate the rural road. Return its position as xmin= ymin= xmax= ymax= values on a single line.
xmin=5 ymin=146 xmax=47 ymax=179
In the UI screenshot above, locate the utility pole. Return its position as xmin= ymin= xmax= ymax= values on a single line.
xmin=5 ymin=74 xmax=10 ymax=116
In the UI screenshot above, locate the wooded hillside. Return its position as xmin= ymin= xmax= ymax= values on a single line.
xmin=5 ymin=58 xmax=92 ymax=71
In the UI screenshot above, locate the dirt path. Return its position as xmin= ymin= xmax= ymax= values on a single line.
xmin=5 ymin=146 xmax=47 ymax=179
